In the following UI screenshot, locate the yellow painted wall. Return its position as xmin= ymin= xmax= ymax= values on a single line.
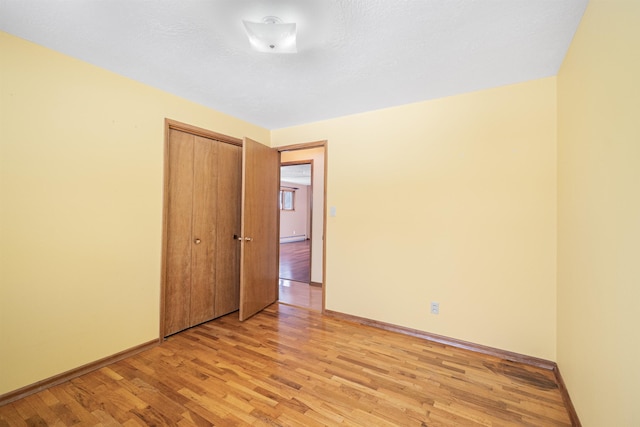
xmin=273 ymin=78 xmax=558 ymax=360
xmin=0 ymin=32 xmax=269 ymax=395
xmin=557 ymin=0 xmax=640 ymax=425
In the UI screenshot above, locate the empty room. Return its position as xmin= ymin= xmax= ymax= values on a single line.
xmin=1 ymin=1 xmax=638 ymax=426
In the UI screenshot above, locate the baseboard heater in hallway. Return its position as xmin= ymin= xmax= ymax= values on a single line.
xmin=280 ymin=235 xmax=307 ymax=244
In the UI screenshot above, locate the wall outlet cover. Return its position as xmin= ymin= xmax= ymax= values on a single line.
xmin=430 ymin=302 xmax=439 ymax=315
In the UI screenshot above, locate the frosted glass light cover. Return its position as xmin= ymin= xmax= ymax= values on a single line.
xmin=243 ymin=19 xmax=297 ymax=53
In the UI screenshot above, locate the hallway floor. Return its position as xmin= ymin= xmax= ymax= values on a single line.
xmin=278 ymin=279 xmax=322 ymax=312
xmin=279 ymin=240 xmax=322 ymax=311
xmin=278 ymin=240 xmax=311 ymax=283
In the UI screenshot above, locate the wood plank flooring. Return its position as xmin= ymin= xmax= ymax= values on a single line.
xmin=0 ymin=304 xmax=573 ymax=426
xmin=278 ymin=279 xmax=322 ymax=312
xmin=279 ymin=241 xmax=310 ymax=283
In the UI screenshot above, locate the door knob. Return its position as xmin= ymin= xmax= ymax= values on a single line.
xmin=244 ymin=237 xmax=253 ymax=241
xmin=194 ymin=238 xmax=201 ymax=244
xmin=233 ymin=234 xmax=242 ymax=241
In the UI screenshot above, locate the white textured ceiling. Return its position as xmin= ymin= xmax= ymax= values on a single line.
xmin=0 ymin=0 xmax=588 ymax=130
xmin=281 ymin=164 xmax=312 ymax=186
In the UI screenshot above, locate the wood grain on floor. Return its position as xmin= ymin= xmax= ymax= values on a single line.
xmin=0 ymin=304 xmax=573 ymax=426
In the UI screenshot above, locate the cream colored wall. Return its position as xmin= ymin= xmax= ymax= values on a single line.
xmin=557 ymin=0 xmax=640 ymax=425
xmin=280 ymin=148 xmax=325 ymax=284
xmin=273 ymin=78 xmax=558 ymax=359
xmin=0 ymin=32 xmax=269 ymax=395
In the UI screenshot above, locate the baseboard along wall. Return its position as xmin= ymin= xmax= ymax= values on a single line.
xmin=323 ymin=309 xmax=581 ymax=427
xmin=0 ymin=308 xmax=581 ymax=427
xmin=0 ymin=340 xmax=159 ymax=406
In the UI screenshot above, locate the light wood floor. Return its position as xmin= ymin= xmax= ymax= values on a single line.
xmin=279 ymin=240 xmax=322 ymax=311
xmin=0 ymin=304 xmax=573 ymax=426
xmin=279 ymin=241 xmax=311 ymax=284
xmin=278 ymin=279 xmax=322 ymax=312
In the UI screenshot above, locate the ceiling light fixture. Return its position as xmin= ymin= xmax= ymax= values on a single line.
xmin=242 ymin=16 xmax=297 ymax=54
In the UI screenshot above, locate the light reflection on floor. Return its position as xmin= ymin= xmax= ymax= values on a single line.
xmin=278 ymin=279 xmax=322 ymax=312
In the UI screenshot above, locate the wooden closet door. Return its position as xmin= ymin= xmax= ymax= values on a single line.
xmin=189 ymin=136 xmax=219 ymax=325
xmin=215 ymin=142 xmax=242 ymax=316
xmin=164 ymin=125 xmax=243 ymax=337
xmin=164 ymin=129 xmax=195 ymax=336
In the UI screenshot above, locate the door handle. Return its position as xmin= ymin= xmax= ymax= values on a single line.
xmin=233 ymin=234 xmax=242 ymax=241
xmin=244 ymin=237 xmax=253 ymax=241
xmin=194 ymin=238 xmax=201 ymax=244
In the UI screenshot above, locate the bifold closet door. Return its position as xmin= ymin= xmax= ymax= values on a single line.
xmin=164 ymin=129 xmax=241 ymax=336
xmin=214 ymin=142 xmax=242 ymax=317
xmin=189 ymin=136 xmax=219 ymax=326
xmin=165 ymin=129 xmax=195 ymax=335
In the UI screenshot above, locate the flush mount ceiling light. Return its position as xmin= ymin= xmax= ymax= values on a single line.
xmin=242 ymin=16 xmax=297 ymax=54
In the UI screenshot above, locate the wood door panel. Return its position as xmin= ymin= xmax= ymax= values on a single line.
xmin=239 ymin=138 xmax=279 ymax=321
xmin=189 ymin=136 xmax=219 ymax=325
xmin=164 ymin=129 xmax=194 ymax=336
xmin=215 ymin=142 xmax=242 ymax=317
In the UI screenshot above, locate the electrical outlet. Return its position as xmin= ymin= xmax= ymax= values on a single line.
xmin=430 ymin=302 xmax=440 ymax=315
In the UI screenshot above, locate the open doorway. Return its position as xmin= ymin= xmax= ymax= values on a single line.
xmin=279 ymin=162 xmax=312 ymax=283
xmin=277 ymin=145 xmax=326 ymax=312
